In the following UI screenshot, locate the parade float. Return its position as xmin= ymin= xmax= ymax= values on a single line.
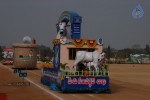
xmin=41 ymin=11 xmax=110 ymax=93
xmin=13 ymin=36 xmax=38 ymax=69
xmin=1 ymin=48 xmax=13 ymax=65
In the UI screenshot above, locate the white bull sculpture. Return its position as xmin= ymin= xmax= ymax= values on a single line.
xmin=56 ymin=21 xmax=70 ymax=44
xmin=74 ymin=51 xmax=105 ymax=72
xmin=56 ymin=22 xmax=67 ymax=39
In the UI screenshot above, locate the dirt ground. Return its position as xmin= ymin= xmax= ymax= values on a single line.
xmin=0 ymin=63 xmax=150 ymax=100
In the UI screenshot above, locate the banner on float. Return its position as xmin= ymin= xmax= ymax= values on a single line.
xmin=63 ymin=76 xmax=109 ymax=89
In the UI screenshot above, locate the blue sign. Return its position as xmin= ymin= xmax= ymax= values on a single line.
xmin=71 ymin=24 xmax=81 ymax=39
xmin=71 ymin=16 xmax=81 ymax=39
xmin=53 ymin=45 xmax=60 ymax=71
xmin=72 ymin=24 xmax=81 ymax=33
xmin=19 ymin=73 xmax=27 ymax=78
xmin=132 ymin=4 xmax=144 ymax=19
xmin=63 ymin=76 xmax=109 ymax=89
xmin=73 ymin=16 xmax=82 ymax=23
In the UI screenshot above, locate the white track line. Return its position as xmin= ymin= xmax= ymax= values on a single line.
xmin=27 ymin=70 xmax=41 ymax=77
xmin=71 ymin=94 xmax=81 ymax=100
xmin=88 ymin=94 xmax=94 ymax=97
xmin=0 ymin=64 xmax=63 ymax=100
xmin=25 ymin=78 xmax=63 ymax=100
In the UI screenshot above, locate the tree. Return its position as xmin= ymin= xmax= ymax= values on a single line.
xmin=145 ymin=44 xmax=150 ymax=55
xmin=0 ymin=46 xmax=2 ymax=54
xmin=105 ymin=45 xmax=112 ymax=63
xmin=117 ymin=48 xmax=132 ymax=58
xmin=132 ymin=44 xmax=141 ymax=49
xmin=0 ymin=46 xmax=4 ymax=61
xmin=38 ymin=45 xmax=53 ymax=61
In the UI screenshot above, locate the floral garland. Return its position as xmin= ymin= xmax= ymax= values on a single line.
xmin=53 ymin=39 xmax=60 ymax=45
xmin=72 ymin=39 xmax=85 ymax=47
xmin=86 ymin=40 xmax=97 ymax=48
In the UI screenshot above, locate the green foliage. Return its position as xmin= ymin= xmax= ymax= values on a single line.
xmin=0 ymin=46 xmax=4 ymax=61
xmin=38 ymin=45 xmax=53 ymax=61
xmin=60 ymin=63 xmax=67 ymax=70
xmin=101 ymin=63 xmax=109 ymax=71
xmin=116 ymin=48 xmax=132 ymax=58
xmin=104 ymin=45 xmax=113 ymax=60
xmin=104 ymin=45 xmax=149 ymax=59
xmin=104 ymin=44 xmax=150 ymax=63
xmin=145 ymin=44 xmax=150 ymax=55
xmin=0 ymin=46 xmax=3 ymax=53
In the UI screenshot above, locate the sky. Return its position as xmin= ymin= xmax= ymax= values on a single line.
xmin=0 ymin=0 xmax=150 ymax=49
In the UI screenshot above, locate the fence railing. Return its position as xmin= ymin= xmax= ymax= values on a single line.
xmin=61 ymin=70 xmax=109 ymax=77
